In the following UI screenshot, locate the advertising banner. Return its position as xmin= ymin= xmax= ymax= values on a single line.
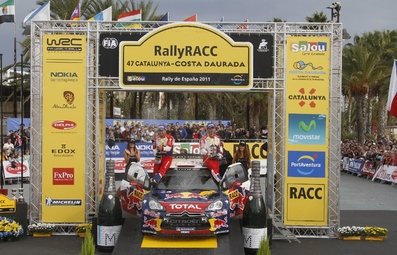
xmin=284 ymin=36 xmax=330 ymax=226
xmin=372 ymin=165 xmax=397 ymax=184
xmin=107 ymin=141 xmax=267 ymax=174
xmin=41 ymin=34 xmax=87 ymax=222
xmin=119 ymin=23 xmax=253 ymax=90
xmin=3 ymin=159 xmax=30 ymax=179
xmin=100 ymin=31 xmax=273 ymax=79
xmin=347 ymin=158 xmax=364 ymax=175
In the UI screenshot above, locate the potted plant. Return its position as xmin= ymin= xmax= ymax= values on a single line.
xmin=363 ymin=226 xmax=388 ymax=241
xmin=28 ymin=223 xmax=55 ymax=237
xmin=257 ymin=238 xmax=271 ymax=255
xmin=80 ymin=227 xmax=95 ymax=255
xmin=337 ymin=226 xmax=388 ymax=241
xmin=0 ymin=216 xmax=24 ymax=241
xmin=76 ymin=223 xmax=92 ymax=237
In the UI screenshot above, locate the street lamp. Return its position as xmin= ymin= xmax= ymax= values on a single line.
xmin=327 ymin=2 xmax=341 ymax=22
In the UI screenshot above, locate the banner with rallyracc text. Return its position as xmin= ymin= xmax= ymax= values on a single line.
xmin=41 ymin=34 xmax=87 ymax=223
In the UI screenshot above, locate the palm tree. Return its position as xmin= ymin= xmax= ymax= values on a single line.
xmin=305 ymin=11 xmax=328 ymax=23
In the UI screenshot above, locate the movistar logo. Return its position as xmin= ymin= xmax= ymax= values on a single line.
xmin=298 ymin=120 xmax=316 ymax=132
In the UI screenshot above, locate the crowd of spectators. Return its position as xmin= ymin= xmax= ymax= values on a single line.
xmin=106 ymin=121 xmax=269 ymax=143
xmin=1 ymin=125 xmax=30 ymax=161
xmin=341 ymin=138 xmax=397 ymax=166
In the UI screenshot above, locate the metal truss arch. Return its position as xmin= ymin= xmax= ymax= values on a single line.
xmin=30 ymin=21 xmax=342 ymax=238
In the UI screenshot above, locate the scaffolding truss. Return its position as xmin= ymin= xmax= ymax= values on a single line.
xmin=30 ymin=21 xmax=342 ymax=238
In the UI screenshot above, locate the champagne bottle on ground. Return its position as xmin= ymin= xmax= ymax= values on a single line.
xmin=97 ymin=160 xmax=123 ymax=253
xmin=242 ymin=160 xmax=268 ymax=255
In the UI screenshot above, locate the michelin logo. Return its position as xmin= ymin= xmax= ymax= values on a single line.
xmin=45 ymin=197 xmax=82 ymax=206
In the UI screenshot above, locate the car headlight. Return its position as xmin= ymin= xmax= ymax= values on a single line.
xmin=207 ymin=200 xmax=223 ymax=211
xmin=148 ymin=199 xmax=164 ymax=210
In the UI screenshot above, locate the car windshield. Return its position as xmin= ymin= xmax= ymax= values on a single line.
xmin=157 ymin=168 xmax=218 ymax=191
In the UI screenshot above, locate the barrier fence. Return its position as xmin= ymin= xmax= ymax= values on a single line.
xmin=342 ymin=157 xmax=397 ymax=184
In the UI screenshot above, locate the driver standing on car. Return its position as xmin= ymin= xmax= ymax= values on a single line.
xmin=152 ymin=125 xmax=175 ymax=184
xmin=200 ymin=123 xmax=223 ymax=182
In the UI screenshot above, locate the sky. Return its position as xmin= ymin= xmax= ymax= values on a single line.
xmin=0 ymin=0 xmax=396 ymax=65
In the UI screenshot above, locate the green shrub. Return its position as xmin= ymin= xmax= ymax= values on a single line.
xmin=81 ymin=228 xmax=95 ymax=255
xmin=256 ymin=238 xmax=271 ymax=255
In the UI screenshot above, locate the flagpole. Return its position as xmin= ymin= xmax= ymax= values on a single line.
xmin=0 ymin=53 xmax=4 ymax=190
xmin=20 ymin=54 xmax=23 ymax=188
xmin=13 ymin=0 xmax=17 ymax=117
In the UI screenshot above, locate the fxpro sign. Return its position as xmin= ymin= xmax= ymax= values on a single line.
xmin=119 ymin=23 xmax=253 ymax=90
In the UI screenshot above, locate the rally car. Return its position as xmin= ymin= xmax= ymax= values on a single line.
xmin=118 ymin=154 xmax=249 ymax=236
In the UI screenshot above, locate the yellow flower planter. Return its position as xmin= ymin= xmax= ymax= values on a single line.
xmin=340 ymin=236 xmax=362 ymax=240
xmin=364 ymin=236 xmax=386 ymax=241
xmin=340 ymin=236 xmax=386 ymax=241
xmin=32 ymin=232 xmax=52 ymax=237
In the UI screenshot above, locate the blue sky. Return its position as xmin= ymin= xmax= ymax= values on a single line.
xmin=0 ymin=0 xmax=396 ymax=65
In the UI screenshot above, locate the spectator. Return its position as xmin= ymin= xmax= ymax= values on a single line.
xmin=124 ymin=139 xmax=141 ymax=178
xmin=3 ymin=137 xmax=14 ymax=160
xmin=232 ymin=141 xmax=252 ymax=171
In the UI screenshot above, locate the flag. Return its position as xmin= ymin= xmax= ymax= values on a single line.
xmin=387 ymin=59 xmax=397 ymax=117
xmin=23 ymin=1 xmax=50 ymax=27
xmin=117 ymin=9 xmax=141 ymax=22
xmin=237 ymin=18 xmax=249 ymax=30
xmin=160 ymin=12 xmax=169 ymax=21
xmin=89 ymin=6 xmax=112 ymax=21
xmin=0 ymin=0 xmax=15 ymax=24
xmin=184 ymin=14 xmax=197 ymax=22
xmin=70 ymin=4 xmax=80 ymax=20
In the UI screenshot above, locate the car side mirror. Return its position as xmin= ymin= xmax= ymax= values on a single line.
xmin=221 ymin=162 xmax=248 ymax=190
xmin=126 ymin=162 xmax=150 ymax=190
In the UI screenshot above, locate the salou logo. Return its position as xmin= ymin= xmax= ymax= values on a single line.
xmin=291 ymin=41 xmax=327 ymax=52
xmin=288 ymin=151 xmax=325 ymax=178
xmin=52 ymin=120 xmax=77 ymax=130
xmin=102 ymin=37 xmax=118 ymax=49
xmin=53 ymin=168 xmax=74 ymax=185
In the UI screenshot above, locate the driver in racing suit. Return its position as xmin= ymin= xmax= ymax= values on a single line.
xmin=152 ymin=126 xmax=175 ymax=184
xmin=200 ymin=123 xmax=223 ymax=182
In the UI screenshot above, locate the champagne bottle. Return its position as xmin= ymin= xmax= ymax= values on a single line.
xmin=97 ymin=160 xmax=123 ymax=253
xmin=242 ymin=160 xmax=268 ymax=255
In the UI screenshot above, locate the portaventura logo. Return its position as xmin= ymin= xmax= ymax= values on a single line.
xmin=291 ymin=41 xmax=327 ymax=52
xmin=52 ymin=120 xmax=77 ymax=130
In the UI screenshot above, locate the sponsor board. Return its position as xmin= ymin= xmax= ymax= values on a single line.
xmin=3 ymin=160 xmax=30 ymax=178
xmin=288 ymin=114 xmax=326 ymax=145
xmin=285 ymin=183 xmax=327 ymax=225
xmin=53 ymin=168 xmax=74 ymax=185
xmin=42 ymin=34 xmax=87 ymax=222
xmin=119 ymin=23 xmax=253 ymax=90
xmin=287 ymin=151 xmax=325 ymax=178
xmin=0 ymin=194 xmax=16 ymax=213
